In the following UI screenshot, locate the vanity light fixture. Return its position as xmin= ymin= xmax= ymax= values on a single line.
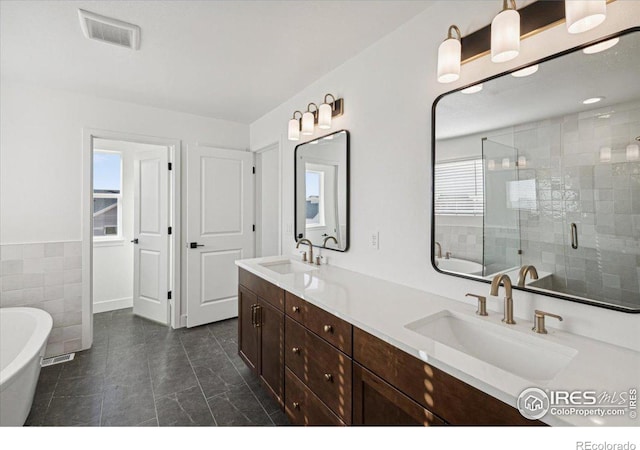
xmin=437 ymin=25 xmax=462 ymax=83
xmin=491 ymin=0 xmax=520 ymax=63
xmin=583 ymin=37 xmax=619 ymax=54
xmin=288 ymin=111 xmax=303 ymax=141
xmin=599 ymin=146 xmax=612 ymax=163
xmin=511 ymin=64 xmax=538 ymax=77
xmin=583 ymin=96 xmax=604 ymax=105
xmin=461 ymin=84 xmax=483 ymax=94
xmin=302 ymin=103 xmax=318 ymax=136
xmin=626 ymin=144 xmax=639 ymax=161
xmin=565 ymin=0 xmax=607 ymax=34
xmin=287 ymin=94 xmax=344 ymax=140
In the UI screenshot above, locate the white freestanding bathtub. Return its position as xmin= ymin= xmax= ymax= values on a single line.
xmin=0 ymin=307 xmax=53 ymax=426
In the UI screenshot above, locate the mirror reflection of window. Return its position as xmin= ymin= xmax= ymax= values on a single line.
xmin=305 ymin=170 xmax=324 ymax=226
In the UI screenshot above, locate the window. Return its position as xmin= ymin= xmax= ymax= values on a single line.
xmin=435 ymin=158 xmax=484 ymax=216
xmin=305 ymin=170 xmax=325 ymax=227
xmin=93 ymin=151 xmax=122 ymax=239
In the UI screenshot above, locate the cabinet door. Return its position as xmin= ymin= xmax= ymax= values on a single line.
xmin=238 ymin=286 xmax=258 ymax=371
xmin=258 ymin=298 xmax=284 ymax=405
xmin=353 ymin=363 xmax=445 ymax=426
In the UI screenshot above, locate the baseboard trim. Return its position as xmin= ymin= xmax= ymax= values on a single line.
xmin=93 ymin=297 xmax=133 ymax=313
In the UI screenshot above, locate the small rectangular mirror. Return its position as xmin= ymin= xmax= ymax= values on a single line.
xmin=295 ymin=130 xmax=349 ymax=251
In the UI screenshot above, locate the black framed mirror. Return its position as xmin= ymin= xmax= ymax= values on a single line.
xmin=295 ymin=130 xmax=350 ymax=251
xmin=432 ymin=27 xmax=640 ymax=313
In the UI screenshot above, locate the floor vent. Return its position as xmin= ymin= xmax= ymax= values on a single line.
xmin=41 ymin=353 xmax=75 ymax=367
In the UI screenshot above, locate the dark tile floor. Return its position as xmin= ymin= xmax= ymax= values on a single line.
xmin=26 ymin=308 xmax=289 ymax=426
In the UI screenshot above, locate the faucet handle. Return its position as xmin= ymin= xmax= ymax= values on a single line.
xmin=465 ymin=293 xmax=488 ymax=316
xmin=532 ymin=310 xmax=563 ymax=334
xmin=299 ymin=251 xmax=307 ymax=262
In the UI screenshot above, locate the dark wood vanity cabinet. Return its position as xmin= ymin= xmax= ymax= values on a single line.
xmin=238 ymin=270 xmax=284 ymax=407
xmin=238 ymin=268 xmax=542 ymax=426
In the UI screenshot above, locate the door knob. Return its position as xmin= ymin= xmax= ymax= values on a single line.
xmin=130 ymin=239 xmax=139 ymax=244
xmin=189 ymin=242 xmax=205 ymax=249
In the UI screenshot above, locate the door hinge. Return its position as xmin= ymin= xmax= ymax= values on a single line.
xmin=168 ymin=226 xmax=172 ymax=235
xmin=252 ymin=224 xmax=255 ymax=232
xmin=168 ymin=291 xmax=172 ymax=300
xmin=252 ymin=166 xmax=255 ymax=174
xmin=168 ymin=162 xmax=172 ymax=170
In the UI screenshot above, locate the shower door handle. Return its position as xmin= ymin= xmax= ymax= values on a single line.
xmin=570 ymin=223 xmax=578 ymax=249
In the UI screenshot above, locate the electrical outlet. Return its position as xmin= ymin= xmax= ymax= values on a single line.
xmin=370 ymin=232 xmax=379 ymax=250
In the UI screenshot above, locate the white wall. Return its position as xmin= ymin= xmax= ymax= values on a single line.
xmin=250 ymin=0 xmax=640 ymax=351
xmin=1 ymin=80 xmax=249 ymax=351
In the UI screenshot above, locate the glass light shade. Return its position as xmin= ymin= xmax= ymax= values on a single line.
xmin=461 ymin=84 xmax=483 ymax=94
xmin=301 ymin=111 xmax=315 ymax=135
xmin=599 ymin=147 xmax=611 ymax=162
xmin=512 ymin=65 xmax=538 ymax=78
xmin=318 ymin=103 xmax=332 ymax=130
xmin=502 ymin=158 xmax=511 ymax=169
xmin=487 ymin=160 xmax=496 ymax=170
xmin=491 ymin=9 xmax=520 ymax=63
xmin=437 ymin=38 xmax=461 ymax=83
xmin=517 ymin=156 xmax=527 ymax=167
xmin=583 ymin=37 xmax=619 ymax=55
xmin=287 ymin=118 xmax=300 ymax=141
xmin=565 ymin=0 xmax=606 ymax=34
xmin=626 ymin=144 xmax=639 ymax=161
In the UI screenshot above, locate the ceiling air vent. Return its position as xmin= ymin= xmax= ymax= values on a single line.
xmin=78 ymin=9 xmax=140 ymax=50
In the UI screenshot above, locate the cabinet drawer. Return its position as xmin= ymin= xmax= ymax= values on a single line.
xmin=285 ymin=291 xmax=352 ymax=355
xmin=285 ymin=317 xmax=352 ymax=423
xmin=353 ymin=327 xmax=543 ymax=426
xmin=285 ymin=368 xmax=344 ymax=426
xmin=239 ymin=268 xmax=284 ymax=311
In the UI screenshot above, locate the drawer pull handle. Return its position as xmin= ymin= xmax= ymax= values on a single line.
xmin=292 ymin=347 xmax=301 ymax=354
xmin=292 ymin=402 xmax=300 ymax=410
xmin=324 ymin=373 xmax=333 ymax=382
xmin=292 ymin=306 xmax=300 ymax=313
xmin=323 ymin=324 xmax=333 ymax=333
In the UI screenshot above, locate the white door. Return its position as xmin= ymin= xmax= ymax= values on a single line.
xmin=133 ymin=148 xmax=169 ymax=324
xmin=186 ymin=146 xmax=254 ymax=327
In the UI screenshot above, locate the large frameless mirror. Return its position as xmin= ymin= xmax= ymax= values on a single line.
xmin=295 ymin=130 xmax=349 ymax=251
xmin=432 ymin=28 xmax=640 ymax=312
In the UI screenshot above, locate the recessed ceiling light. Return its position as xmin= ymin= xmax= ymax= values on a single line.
xmin=583 ymin=97 xmax=605 ymax=105
xmin=583 ymin=37 xmax=620 ymax=55
xmin=461 ymin=84 xmax=483 ymax=94
xmin=511 ymin=65 xmax=539 ymax=78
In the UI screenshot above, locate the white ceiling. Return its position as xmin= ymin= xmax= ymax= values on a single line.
xmin=0 ymin=0 xmax=432 ymax=124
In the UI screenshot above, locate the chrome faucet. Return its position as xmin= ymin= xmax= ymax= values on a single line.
xmin=490 ymin=274 xmax=516 ymax=324
xmin=517 ymin=265 xmax=539 ymax=287
xmin=296 ymin=238 xmax=313 ymax=264
xmin=322 ymin=236 xmax=338 ymax=248
xmin=435 ymin=242 xmax=442 ymax=258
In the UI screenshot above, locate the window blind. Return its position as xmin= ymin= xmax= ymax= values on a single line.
xmin=435 ymin=158 xmax=484 ymax=216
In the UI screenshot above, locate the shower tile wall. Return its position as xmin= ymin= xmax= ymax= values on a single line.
xmin=492 ymin=104 xmax=640 ymax=308
xmin=0 ymin=241 xmax=83 ymax=356
xmin=434 ymin=225 xmax=483 ymax=264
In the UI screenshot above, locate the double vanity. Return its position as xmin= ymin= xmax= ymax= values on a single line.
xmin=236 ymin=256 xmax=639 ymax=426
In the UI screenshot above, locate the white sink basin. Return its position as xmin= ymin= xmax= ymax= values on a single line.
xmin=435 ymin=257 xmax=483 ymax=275
xmin=405 ymin=310 xmax=577 ymax=382
xmin=259 ymin=259 xmax=318 ymax=275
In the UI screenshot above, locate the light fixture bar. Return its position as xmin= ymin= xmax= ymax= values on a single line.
xmin=460 ymin=0 xmax=615 ymax=64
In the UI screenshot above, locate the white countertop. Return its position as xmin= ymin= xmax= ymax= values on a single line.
xmin=236 ymin=256 xmax=640 ymax=427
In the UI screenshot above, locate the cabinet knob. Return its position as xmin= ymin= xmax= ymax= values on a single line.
xmin=292 ymin=402 xmax=300 ymax=410
xmin=292 ymin=347 xmax=301 ymax=354
xmin=323 ymin=324 xmax=333 ymax=333
xmin=292 ymin=306 xmax=300 ymax=313
xmin=324 ymin=373 xmax=333 ymax=382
